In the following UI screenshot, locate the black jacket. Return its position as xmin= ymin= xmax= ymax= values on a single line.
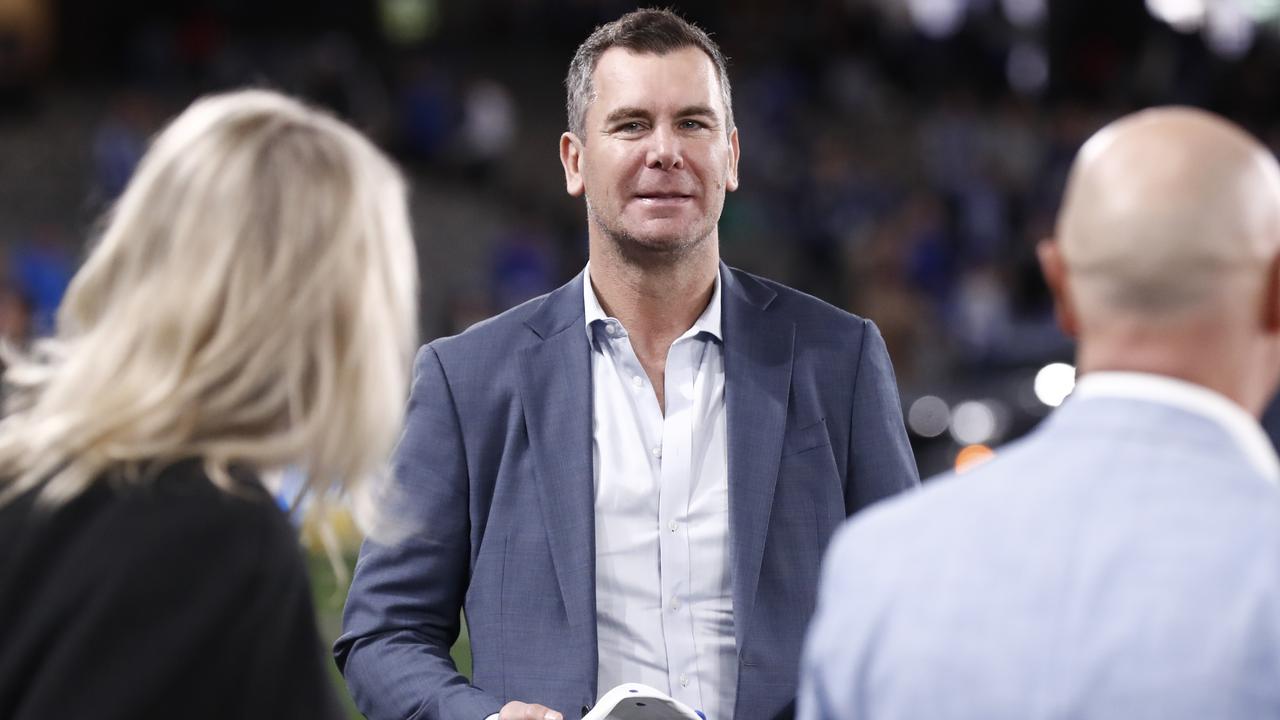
xmin=0 ymin=460 xmax=343 ymax=719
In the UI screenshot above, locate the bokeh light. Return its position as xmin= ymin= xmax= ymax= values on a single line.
xmin=908 ymin=0 xmax=969 ymax=38
xmin=1146 ymin=0 xmax=1208 ymax=31
xmin=1007 ymin=41 xmax=1049 ymax=95
xmin=1034 ymin=363 xmax=1076 ymax=408
xmin=1001 ymin=0 xmax=1047 ymax=28
xmin=950 ymin=400 xmax=998 ymax=445
xmin=908 ymin=395 xmax=951 ymax=438
xmin=955 ymin=444 xmax=996 ymax=473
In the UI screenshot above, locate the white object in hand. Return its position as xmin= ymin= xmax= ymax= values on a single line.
xmin=583 ymin=683 xmax=704 ymax=720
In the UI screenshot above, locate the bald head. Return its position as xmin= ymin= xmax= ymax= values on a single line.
xmin=1056 ymin=107 xmax=1280 ymax=318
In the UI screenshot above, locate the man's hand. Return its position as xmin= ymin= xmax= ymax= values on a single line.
xmin=500 ymin=701 xmax=564 ymax=720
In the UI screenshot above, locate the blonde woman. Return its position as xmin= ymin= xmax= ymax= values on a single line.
xmin=0 ymin=89 xmax=417 ymax=719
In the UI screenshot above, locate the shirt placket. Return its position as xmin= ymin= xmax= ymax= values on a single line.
xmin=659 ymin=336 xmax=703 ymax=710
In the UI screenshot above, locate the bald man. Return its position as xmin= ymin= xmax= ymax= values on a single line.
xmin=797 ymin=107 xmax=1280 ymax=720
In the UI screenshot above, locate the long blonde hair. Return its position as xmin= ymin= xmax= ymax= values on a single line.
xmin=0 ymin=89 xmax=418 ymax=517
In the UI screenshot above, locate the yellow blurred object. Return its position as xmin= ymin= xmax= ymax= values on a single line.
xmin=300 ymin=501 xmax=366 ymax=592
xmin=301 ymin=501 xmax=364 ymax=553
xmin=955 ymin=444 xmax=995 ymax=473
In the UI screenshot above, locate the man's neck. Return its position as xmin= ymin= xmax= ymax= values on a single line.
xmin=1076 ymin=328 xmax=1270 ymax=417
xmin=588 ymin=242 xmax=719 ymax=359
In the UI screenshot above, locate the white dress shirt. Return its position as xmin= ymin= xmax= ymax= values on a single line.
xmin=1072 ymin=371 xmax=1280 ymax=483
xmin=585 ymin=265 xmax=737 ymax=720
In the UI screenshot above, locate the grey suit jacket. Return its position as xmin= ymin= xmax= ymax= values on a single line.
xmin=336 ymin=264 xmax=919 ymax=720
xmin=800 ymin=395 xmax=1280 ymax=720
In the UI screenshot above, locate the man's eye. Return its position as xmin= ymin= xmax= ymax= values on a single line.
xmin=679 ymin=119 xmax=709 ymax=130
xmin=616 ymin=121 xmax=645 ymax=133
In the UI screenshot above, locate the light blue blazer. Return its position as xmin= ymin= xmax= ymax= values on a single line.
xmin=800 ymin=395 xmax=1280 ymax=720
xmin=335 ymin=264 xmax=919 ymax=720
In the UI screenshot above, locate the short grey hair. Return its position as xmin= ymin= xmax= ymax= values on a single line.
xmin=565 ymin=8 xmax=734 ymax=139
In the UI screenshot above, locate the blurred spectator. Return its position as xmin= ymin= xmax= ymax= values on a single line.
xmin=396 ymin=56 xmax=456 ymax=164
xmin=0 ymin=0 xmax=52 ymax=110
xmin=294 ymin=33 xmax=393 ymax=139
xmin=0 ymin=284 xmax=32 ymax=349
xmin=459 ymin=76 xmax=516 ymax=177
xmin=490 ymin=208 xmax=556 ymax=311
xmin=91 ymin=91 xmax=155 ymax=200
xmin=10 ymin=228 xmax=72 ymax=336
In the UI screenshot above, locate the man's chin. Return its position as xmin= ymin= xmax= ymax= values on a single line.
xmin=589 ymin=211 xmax=716 ymax=265
xmin=627 ymin=233 xmax=693 ymax=252
xmin=612 ymin=232 xmax=704 ymax=264
xmin=620 ymin=219 xmax=716 ymax=251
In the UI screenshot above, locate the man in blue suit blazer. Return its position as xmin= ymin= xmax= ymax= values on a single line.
xmin=800 ymin=109 xmax=1280 ymax=719
xmin=336 ymin=9 xmax=918 ymax=720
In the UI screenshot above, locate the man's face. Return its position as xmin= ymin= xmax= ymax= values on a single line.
xmin=560 ymin=46 xmax=740 ymax=262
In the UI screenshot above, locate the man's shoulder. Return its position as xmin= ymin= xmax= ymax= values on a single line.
xmin=432 ymin=295 xmax=544 ymax=351
xmin=429 ymin=277 xmax=583 ymax=360
xmin=726 ymin=266 xmax=868 ymax=332
xmin=828 ymin=411 xmax=1280 ymax=574
xmin=823 ymin=423 xmax=1072 ymax=572
xmin=827 ymin=469 xmax=969 ymax=561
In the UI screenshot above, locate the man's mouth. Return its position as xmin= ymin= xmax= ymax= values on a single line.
xmin=634 ymin=192 xmax=694 ymax=203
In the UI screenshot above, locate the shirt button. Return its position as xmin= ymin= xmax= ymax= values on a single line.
xmin=651 ymin=446 xmax=662 ymax=458
xmin=607 ymin=323 xmax=620 ymax=336
xmin=679 ymin=674 xmax=689 ymax=688
xmin=671 ymin=596 xmax=681 ymax=611
xmin=632 ymin=375 xmax=644 ymax=388
xmin=668 ymin=520 xmax=678 ymax=532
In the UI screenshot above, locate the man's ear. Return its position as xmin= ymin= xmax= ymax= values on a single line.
xmin=560 ymin=132 xmax=585 ymax=197
xmin=1261 ymin=252 xmax=1280 ymax=334
xmin=1038 ymin=239 xmax=1079 ymax=338
xmin=725 ymin=127 xmax=740 ymax=192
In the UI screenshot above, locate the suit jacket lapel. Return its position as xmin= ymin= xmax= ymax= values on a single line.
xmin=518 ymin=274 xmax=596 ymax=633
xmin=721 ymin=264 xmax=795 ymax=655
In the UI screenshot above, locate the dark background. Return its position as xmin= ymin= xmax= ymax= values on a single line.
xmin=3 ymin=0 xmax=1280 ymax=479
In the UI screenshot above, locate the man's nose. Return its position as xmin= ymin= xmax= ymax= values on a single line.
xmin=644 ymin=126 xmax=684 ymax=170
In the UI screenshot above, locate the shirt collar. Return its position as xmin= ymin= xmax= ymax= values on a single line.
xmin=1071 ymin=371 xmax=1280 ymax=484
xmin=583 ymin=264 xmax=608 ymax=333
xmin=582 ymin=263 xmax=723 ymax=343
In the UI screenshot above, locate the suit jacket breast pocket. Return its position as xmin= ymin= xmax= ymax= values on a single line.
xmin=781 ymin=417 xmax=831 ymax=457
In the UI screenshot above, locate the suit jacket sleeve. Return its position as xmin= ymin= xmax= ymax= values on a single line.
xmin=847 ymin=319 xmax=919 ymax=513
xmin=335 ymin=345 xmax=503 ymax=720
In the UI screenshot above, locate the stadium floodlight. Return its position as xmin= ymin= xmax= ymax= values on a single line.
xmin=1146 ymin=0 xmax=1208 ymax=31
xmin=908 ymin=0 xmax=968 ymax=38
xmin=1206 ymin=0 xmax=1256 ymax=58
xmin=1034 ymin=363 xmax=1076 ymax=408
